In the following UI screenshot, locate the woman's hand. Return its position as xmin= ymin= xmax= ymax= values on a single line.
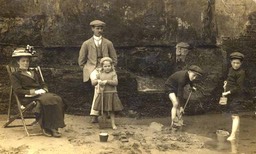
xmin=35 ymin=89 xmax=46 ymax=95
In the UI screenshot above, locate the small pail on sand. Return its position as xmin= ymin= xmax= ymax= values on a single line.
xmin=216 ymin=130 xmax=229 ymax=142
xmin=99 ymin=133 xmax=109 ymax=142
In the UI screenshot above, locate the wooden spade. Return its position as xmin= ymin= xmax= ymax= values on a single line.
xmin=98 ymin=85 xmax=111 ymax=129
xmin=178 ymin=91 xmax=193 ymax=126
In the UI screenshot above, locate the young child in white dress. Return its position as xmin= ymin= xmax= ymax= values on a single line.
xmin=92 ymin=57 xmax=123 ymax=129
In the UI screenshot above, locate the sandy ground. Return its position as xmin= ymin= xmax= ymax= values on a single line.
xmin=0 ymin=112 xmax=256 ymax=154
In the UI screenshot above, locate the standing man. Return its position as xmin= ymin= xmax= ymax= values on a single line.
xmin=78 ymin=20 xmax=117 ymax=123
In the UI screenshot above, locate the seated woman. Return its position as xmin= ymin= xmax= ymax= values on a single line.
xmin=10 ymin=47 xmax=66 ymax=137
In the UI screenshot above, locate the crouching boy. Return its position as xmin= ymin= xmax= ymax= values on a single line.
xmin=165 ymin=65 xmax=203 ymax=128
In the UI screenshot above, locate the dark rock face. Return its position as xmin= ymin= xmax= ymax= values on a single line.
xmin=215 ymin=0 xmax=256 ymax=40
xmin=0 ymin=0 xmax=216 ymax=46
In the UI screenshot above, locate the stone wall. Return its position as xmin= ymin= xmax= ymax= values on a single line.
xmin=0 ymin=45 xmax=225 ymax=116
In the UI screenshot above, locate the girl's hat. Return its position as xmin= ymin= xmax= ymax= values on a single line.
xmin=230 ymin=52 xmax=244 ymax=60
xmin=188 ymin=65 xmax=203 ymax=76
xmin=12 ymin=45 xmax=36 ymax=57
xmin=100 ymin=57 xmax=113 ymax=65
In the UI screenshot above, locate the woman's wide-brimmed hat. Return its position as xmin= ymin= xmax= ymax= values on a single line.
xmin=12 ymin=45 xmax=36 ymax=58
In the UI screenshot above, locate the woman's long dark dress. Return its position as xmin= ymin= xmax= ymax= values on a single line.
xmin=11 ymin=69 xmax=66 ymax=129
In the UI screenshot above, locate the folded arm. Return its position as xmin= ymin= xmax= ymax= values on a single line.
xmin=11 ymin=74 xmax=36 ymax=96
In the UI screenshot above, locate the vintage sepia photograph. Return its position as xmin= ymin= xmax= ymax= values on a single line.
xmin=0 ymin=0 xmax=256 ymax=153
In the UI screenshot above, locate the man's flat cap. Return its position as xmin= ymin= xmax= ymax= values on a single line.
xmin=90 ymin=20 xmax=106 ymax=27
xmin=230 ymin=52 xmax=244 ymax=60
xmin=188 ymin=65 xmax=203 ymax=76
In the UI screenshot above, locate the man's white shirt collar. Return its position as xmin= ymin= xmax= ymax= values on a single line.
xmin=93 ymin=35 xmax=102 ymax=46
xmin=93 ymin=35 xmax=102 ymax=41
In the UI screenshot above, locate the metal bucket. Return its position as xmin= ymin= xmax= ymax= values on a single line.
xmin=216 ymin=130 xmax=229 ymax=142
xmin=219 ymin=97 xmax=227 ymax=105
xmin=99 ymin=133 xmax=109 ymax=142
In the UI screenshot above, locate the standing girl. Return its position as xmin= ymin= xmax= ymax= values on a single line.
xmin=92 ymin=57 xmax=123 ymax=130
xmin=222 ymin=52 xmax=247 ymax=141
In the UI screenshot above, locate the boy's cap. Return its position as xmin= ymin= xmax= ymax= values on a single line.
xmin=90 ymin=20 xmax=106 ymax=27
xmin=230 ymin=52 xmax=244 ymax=60
xmin=188 ymin=65 xmax=203 ymax=76
xmin=100 ymin=57 xmax=113 ymax=65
